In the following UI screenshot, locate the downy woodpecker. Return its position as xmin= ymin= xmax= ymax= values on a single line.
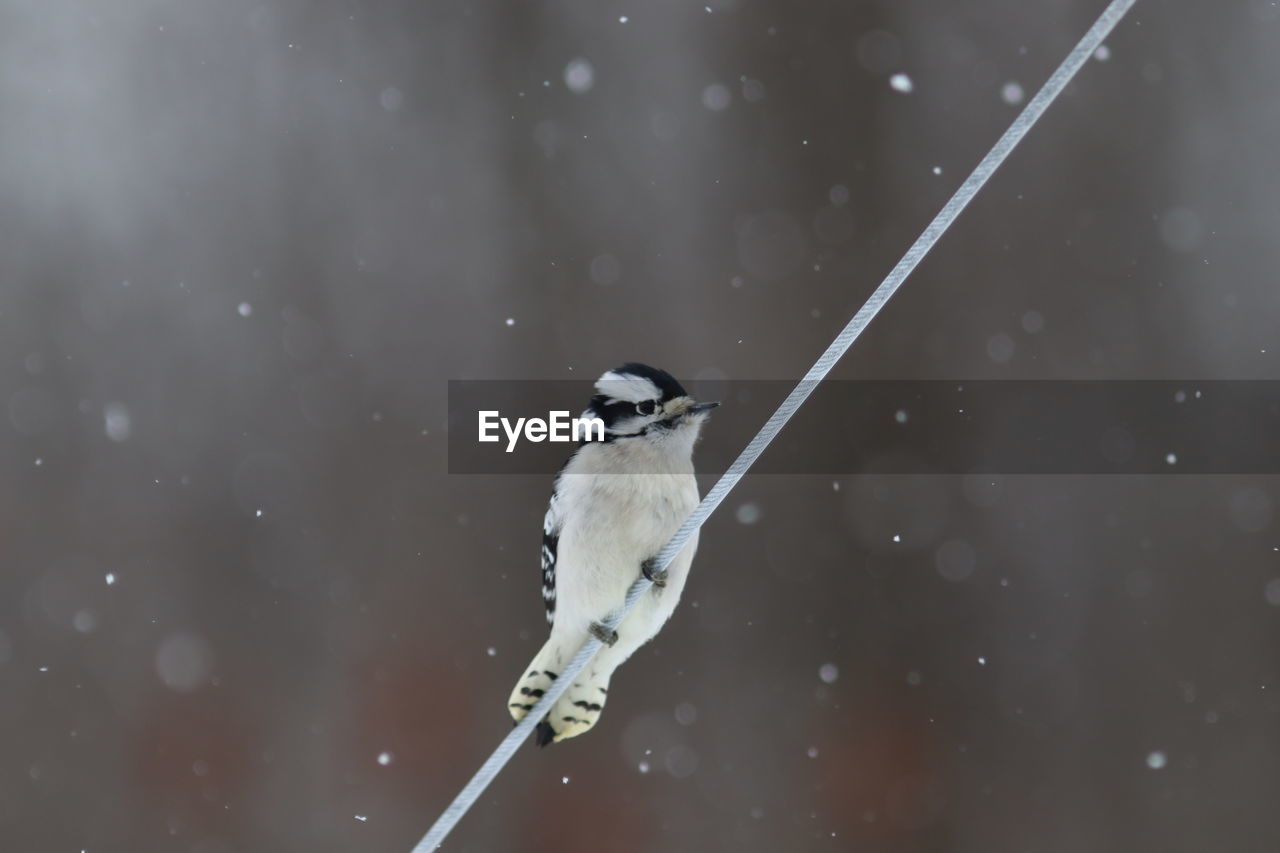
xmin=507 ymin=363 xmax=717 ymax=745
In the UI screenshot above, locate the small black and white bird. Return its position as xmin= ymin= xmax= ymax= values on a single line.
xmin=507 ymin=363 xmax=717 ymax=745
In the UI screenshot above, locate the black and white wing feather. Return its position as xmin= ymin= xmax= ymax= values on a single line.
xmin=540 ymin=477 xmax=564 ymax=626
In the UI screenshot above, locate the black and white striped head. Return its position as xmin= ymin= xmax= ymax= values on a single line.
xmin=585 ymin=363 xmax=718 ymax=445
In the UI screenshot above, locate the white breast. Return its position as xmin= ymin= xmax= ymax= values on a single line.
xmin=552 ymin=440 xmax=700 ymax=622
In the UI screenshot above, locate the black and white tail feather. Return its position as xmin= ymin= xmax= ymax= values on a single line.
xmin=507 ymin=364 xmax=717 ymax=745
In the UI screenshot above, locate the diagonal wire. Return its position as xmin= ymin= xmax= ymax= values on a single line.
xmin=412 ymin=1 xmax=1137 ymax=848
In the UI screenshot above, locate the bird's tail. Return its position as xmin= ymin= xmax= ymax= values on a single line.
xmin=508 ymin=633 xmax=612 ymax=746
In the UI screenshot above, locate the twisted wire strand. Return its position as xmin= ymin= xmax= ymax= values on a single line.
xmin=412 ymin=2 xmax=1136 ymax=848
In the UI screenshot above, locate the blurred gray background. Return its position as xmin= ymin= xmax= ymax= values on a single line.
xmin=2 ymin=1 xmax=1279 ymax=851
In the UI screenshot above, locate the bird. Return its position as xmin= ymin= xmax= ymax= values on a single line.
xmin=507 ymin=363 xmax=718 ymax=745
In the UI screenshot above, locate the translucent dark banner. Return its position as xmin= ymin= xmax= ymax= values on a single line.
xmin=447 ymin=380 xmax=1280 ymax=475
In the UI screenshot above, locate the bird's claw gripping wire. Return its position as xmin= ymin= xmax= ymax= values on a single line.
xmin=588 ymin=621 xmax=618 ymax=647
xmin=641 ymin=558 xmax=667 ymax=588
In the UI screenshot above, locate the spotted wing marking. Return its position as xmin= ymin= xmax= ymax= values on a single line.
xmin=541 ymin=484 xmax=562 ymax=625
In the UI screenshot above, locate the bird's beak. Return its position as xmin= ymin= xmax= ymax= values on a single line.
xmin=687 ymin=401 xmax=720 ymax=414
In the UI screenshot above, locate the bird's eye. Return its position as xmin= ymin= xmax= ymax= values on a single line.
xmin=636 ymin=400 xmax=657 ymax=416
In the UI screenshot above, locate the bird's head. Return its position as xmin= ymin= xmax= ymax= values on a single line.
xmin=583 ymin=363 xmax=718 ymax=453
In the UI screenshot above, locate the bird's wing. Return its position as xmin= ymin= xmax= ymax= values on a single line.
xmin=540 ymin=477 xmax=564 ymax=626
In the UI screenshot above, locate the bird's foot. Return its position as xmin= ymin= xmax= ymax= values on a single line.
xmin=641 ymin=558 xmax=668 ymax=588
xmin=589 ymin=621 xmax=618 ymax=647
